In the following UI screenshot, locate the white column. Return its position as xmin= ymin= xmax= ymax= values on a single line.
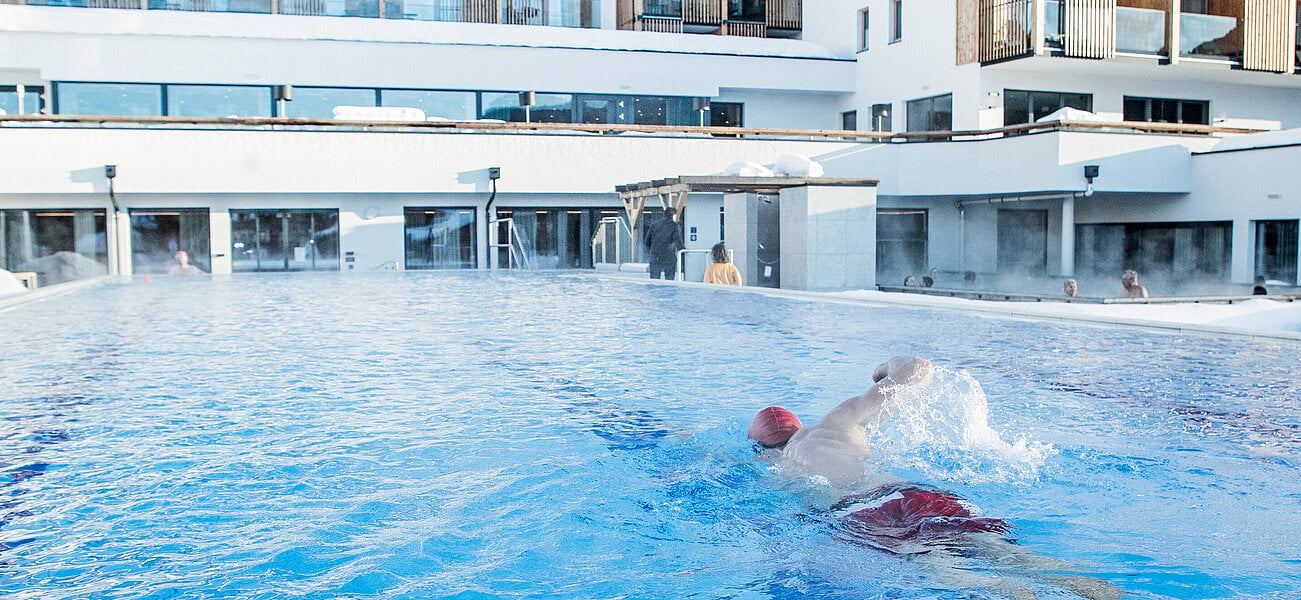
xmin=209 ymin=209 xmax=233 ymax=275
xmin=1231 ymin=218 xmax=1252 ymax=284
xmin=778 ymin=185 xmax=878 ymax=292
xmin=1060 ymin=195 xmax=1075 ymax=277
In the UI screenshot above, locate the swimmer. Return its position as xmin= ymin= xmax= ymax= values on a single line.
xmin=168 ymin=250 xmax=203 ymax=276
xmin=748 ymin=356 xmax=1119 ymax=600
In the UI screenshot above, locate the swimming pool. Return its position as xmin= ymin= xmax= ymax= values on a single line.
xmin=1 ymin=272 xmax=1298 ymax=599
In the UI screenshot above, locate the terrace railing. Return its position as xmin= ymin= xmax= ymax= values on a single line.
xmin=969 ymin=0 xmax=1297 ymax=73
xmin=11 ymin=0 xmax=600 ymax=27
xmin=617 ymin=0 xmax=800 ymax=37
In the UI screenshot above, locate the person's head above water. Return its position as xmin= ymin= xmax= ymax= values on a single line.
xmin=748 ymin=406 xmax=803 ymax=448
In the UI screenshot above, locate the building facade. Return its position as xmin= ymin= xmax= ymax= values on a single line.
xmin=1 ymin=0 xmax=1298 ymax=292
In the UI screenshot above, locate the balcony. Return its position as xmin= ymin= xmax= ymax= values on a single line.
xmin=7 ymin=0 xmax=600 ymax=27
xmin=618 ymin=0 xmax=801 ymax=38
xmin=971 ymin=0 xmax=1297 ymax=74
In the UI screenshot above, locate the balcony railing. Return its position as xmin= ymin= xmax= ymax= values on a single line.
xmin=621 ymin=0 xmax=799 ymax=37
xmin=12 ymin=0 xmax=599 ymax=27
xmin=973 ymin=0 xmax=1297 ymax=73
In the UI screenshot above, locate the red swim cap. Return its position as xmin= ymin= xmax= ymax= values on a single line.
xmin=748 ymin=406 xmax=802 ymax=448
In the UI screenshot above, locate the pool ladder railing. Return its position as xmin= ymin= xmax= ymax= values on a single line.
xmin=490 ymin=217 xmax=533 ymax=270
xmin=591 ymin=216 xmax=634 ymax=267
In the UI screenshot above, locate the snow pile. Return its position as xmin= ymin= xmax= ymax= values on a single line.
xmin=332 ymin=106 xmax=426 ymax=122
xmin=721 ymin=161 xmax=775 ymax=177
xmin=772 ymin=154 xmax=824 ymax=177
xmin=0 ymin=270 xmax=29 ymax=298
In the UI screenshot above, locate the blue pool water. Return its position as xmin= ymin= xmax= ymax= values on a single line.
xmin=1 ymin=272 xmax=1298 ymax=599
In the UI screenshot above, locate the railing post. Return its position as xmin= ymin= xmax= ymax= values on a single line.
xmin=1167 ymin=0 xmax=1180 ymax=64
xmin=1032 ymin=0 xmax=1046 ymax=55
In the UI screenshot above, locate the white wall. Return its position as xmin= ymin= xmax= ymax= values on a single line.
xmin=0 ymin=6 xmax=853 ymax=98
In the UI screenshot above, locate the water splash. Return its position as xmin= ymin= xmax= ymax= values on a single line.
xmin=869 ymin=366 xmax=1053 ymax=484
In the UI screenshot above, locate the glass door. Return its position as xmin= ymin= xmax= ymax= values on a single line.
xmin=129 ymin=208 xmax=211 ymax=274
xmin=230 ymin=209 xmax=339 ymax=272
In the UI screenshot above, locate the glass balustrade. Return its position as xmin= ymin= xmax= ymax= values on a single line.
xmin=1180 ymin=11 xmax=1241 ymax=61
xmin=1115 ymin=4 xmax=1166 ymax=55
xmin=23 ymin=0 xmax=599 ymax=27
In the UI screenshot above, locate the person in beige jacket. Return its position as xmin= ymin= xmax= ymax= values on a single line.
xmin=703 ymin=243 xmax=742 ymax=285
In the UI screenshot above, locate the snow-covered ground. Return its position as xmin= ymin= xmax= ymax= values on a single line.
xmin=823 ymin=290 xmax=1301 ymax=339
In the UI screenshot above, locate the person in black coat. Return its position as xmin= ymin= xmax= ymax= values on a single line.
xmin=644 ymin=207 xmax=684 ymax=280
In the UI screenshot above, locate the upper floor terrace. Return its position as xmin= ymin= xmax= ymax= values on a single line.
xmin=0 ymin=0 xmax=802 ymax=37
xmin=963 ymin=0 xmax=1299 ymax=74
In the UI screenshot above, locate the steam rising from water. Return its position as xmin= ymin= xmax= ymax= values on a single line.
xmin=869 ymin=366 xmax=1054 ymax=484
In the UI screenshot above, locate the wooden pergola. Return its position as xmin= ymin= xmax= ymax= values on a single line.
xmin=613 ymin=175 xmax=878 ymax=233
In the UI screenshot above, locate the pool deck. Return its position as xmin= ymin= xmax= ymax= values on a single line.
xmin=591 ymin=271 xmax=1301 ymax=342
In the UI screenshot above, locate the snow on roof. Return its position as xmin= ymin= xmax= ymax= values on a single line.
xmin=1035 ymin=107 xmax=1111 ymax=123
xmin=1208 ymin=127 xmax=1301 ymax=152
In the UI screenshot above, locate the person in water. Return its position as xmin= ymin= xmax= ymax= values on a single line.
xmin=748 ymin=356 xmax=1118 ymax=600
xmin=703 ymin=242 xmax=742 ymax=286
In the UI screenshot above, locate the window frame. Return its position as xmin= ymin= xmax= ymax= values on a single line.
xmin=890 ymin=0 xmax=903 ymax=43
xmin=858 ymin=7 xmax=870 ymax=52
xmin=1122 ymin=95 xmax=1211 ymax=125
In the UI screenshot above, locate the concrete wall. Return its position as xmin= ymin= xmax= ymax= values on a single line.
xmin=778 ymin=184 xmax=877 ymax=291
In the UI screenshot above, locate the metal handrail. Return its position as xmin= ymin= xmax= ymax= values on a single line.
xmin=675 ymin=247 xmax=732 ymax=281
xmin=590 ymin=216 xmax=633 ymax=267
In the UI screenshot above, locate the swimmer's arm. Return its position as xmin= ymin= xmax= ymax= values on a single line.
xmin=821 ymin=356 xmax=933 ymax=428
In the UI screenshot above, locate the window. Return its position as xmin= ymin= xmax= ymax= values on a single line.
xmin=1075 ymin=221 xmax=1232 ymax=283
xmin=841 ymin=110 xmax=858 ymax=131
xmin=482 ymin=92 xmax=575 ymax=123
xmin=1003 ymin=89 xmax=1093 ymax=126
xmin=381 ymin=90 xmax=477 ymax=121
xmin=906 ymin=94 xmax=951 ymax=132
xmin=728 ymin=0 xmax=764 ymax=22
xmin=230 ymin=210 xmax=340 ymax=272
xmin=890 ymin=0 xmax=902 ymax=42
xmin=285 ymin=87 xmax=378 ymax=119
xmin=1 ymin=209 xmax=107 ymax=286
xmin=167 ymin=85 xmax=272 ymax=118
xmin=1255 ymin=220 xmax=1298 ymax=285
xmin=1123 ymin=96 xmax=1209 ymax=125
xmin=857 ymin=8 xmax=870 ymax=51
xmin=56 ymin=82 xmax=163 ymax=116
xmin=710 ymin=102 xmax=743 ymax=127
xmin=871 ymin=103 xmax=892 ymax=132
xmin=0 ymin=85 xmax=43 ymax=115
xmin=129 ymin=209 xmax=211 ymax=275
xmin=642 ymin=0 xmax=682 ymax=17
xmin=877 ymin=209 xmax=927 ymax=281
xmin=404 ymin=208 xmax=478 ymax=269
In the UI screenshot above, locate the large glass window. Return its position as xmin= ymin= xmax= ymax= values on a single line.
xmin=1076 ymin=221 xmax=1231 ymax=285
xmin=481 ymin=92 xmax=574 ymax=123
xmin=56 ymin=82 xmax=163 ymax=116
xmin=1255 ymin=220 xmax=1298 ymax=285
xmin=906 ymin=93 xmax=952 ymax=132
xmin=1003 ymin=89 xmax=1093 ymax=125
xmin=167 ymin=85 xmax=273 ymax=118
xmin=576 ymin=95 xmax=631 ymax=125
xmin=841 ymin=110 xmax=858 ymax=131
xmin=0 ymin=86 xmax=43 ymax=116
xmin=284 ymin=87 xmax=378 ymax=119
xmin=381 ymin=89 xmax=476 ymax=121
xmin=405 ymin=208 xmax=477 ymax=269
xmin=633 ymin=95 xmax=694 ymax=125
xmin=129 ymin=209 xmax=212 ymax=275
xmin=0 ymin=209 xmax=107 ymax=286
xmin=1123 ymin=96 xmax=1209 ymax=125
xmin=876 ymin=209 xmax=927 ymax=282
xmin=230 ymin=210 xmax=340 ymax=271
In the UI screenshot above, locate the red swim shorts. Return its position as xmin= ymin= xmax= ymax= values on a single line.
xmin=831 ymin=483 xmax=1010 ymax=553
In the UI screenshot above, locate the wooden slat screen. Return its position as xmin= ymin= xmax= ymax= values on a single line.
xmin=724 ymin=21 xmax=767 ymax=36
xmin=765 ymin=0 xmax=800 ymax=30
xmin=682 ymin=0 xmax=723 ymax=24
xmin=978 ymin=0 xmax=1032 ymax=62
xmin=463 ymin=0 xmax=499 ymax=22
xmin=281 ymin=0 xmax=326 ymax=15
xmin=957 ymin=0 xmax=980 ymax=64
xmin=502 ymin=0 xmax=545 ymax=24
xmin=639 ymin=15 xmax=684 ymax=31
xmin=1243 ymin=0 xmax=1297 ymax=71
xmin=86 ymin=0 xmax=144 ymax=7
xmin=1064 ymin=0 xmax=1116 ymax=58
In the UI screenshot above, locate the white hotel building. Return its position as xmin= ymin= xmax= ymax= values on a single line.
xmin=1 ymin=0 xmax=1299 ymax=294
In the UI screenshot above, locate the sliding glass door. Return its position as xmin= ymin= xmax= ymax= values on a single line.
xmin=230 ymin=209 xmax=339 ymax=272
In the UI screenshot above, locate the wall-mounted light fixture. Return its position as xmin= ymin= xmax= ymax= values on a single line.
xmin=518 ymin=92 xmax=535 ymax=123
xmin=1083 ymin=165 xmax=1099 ymax=197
